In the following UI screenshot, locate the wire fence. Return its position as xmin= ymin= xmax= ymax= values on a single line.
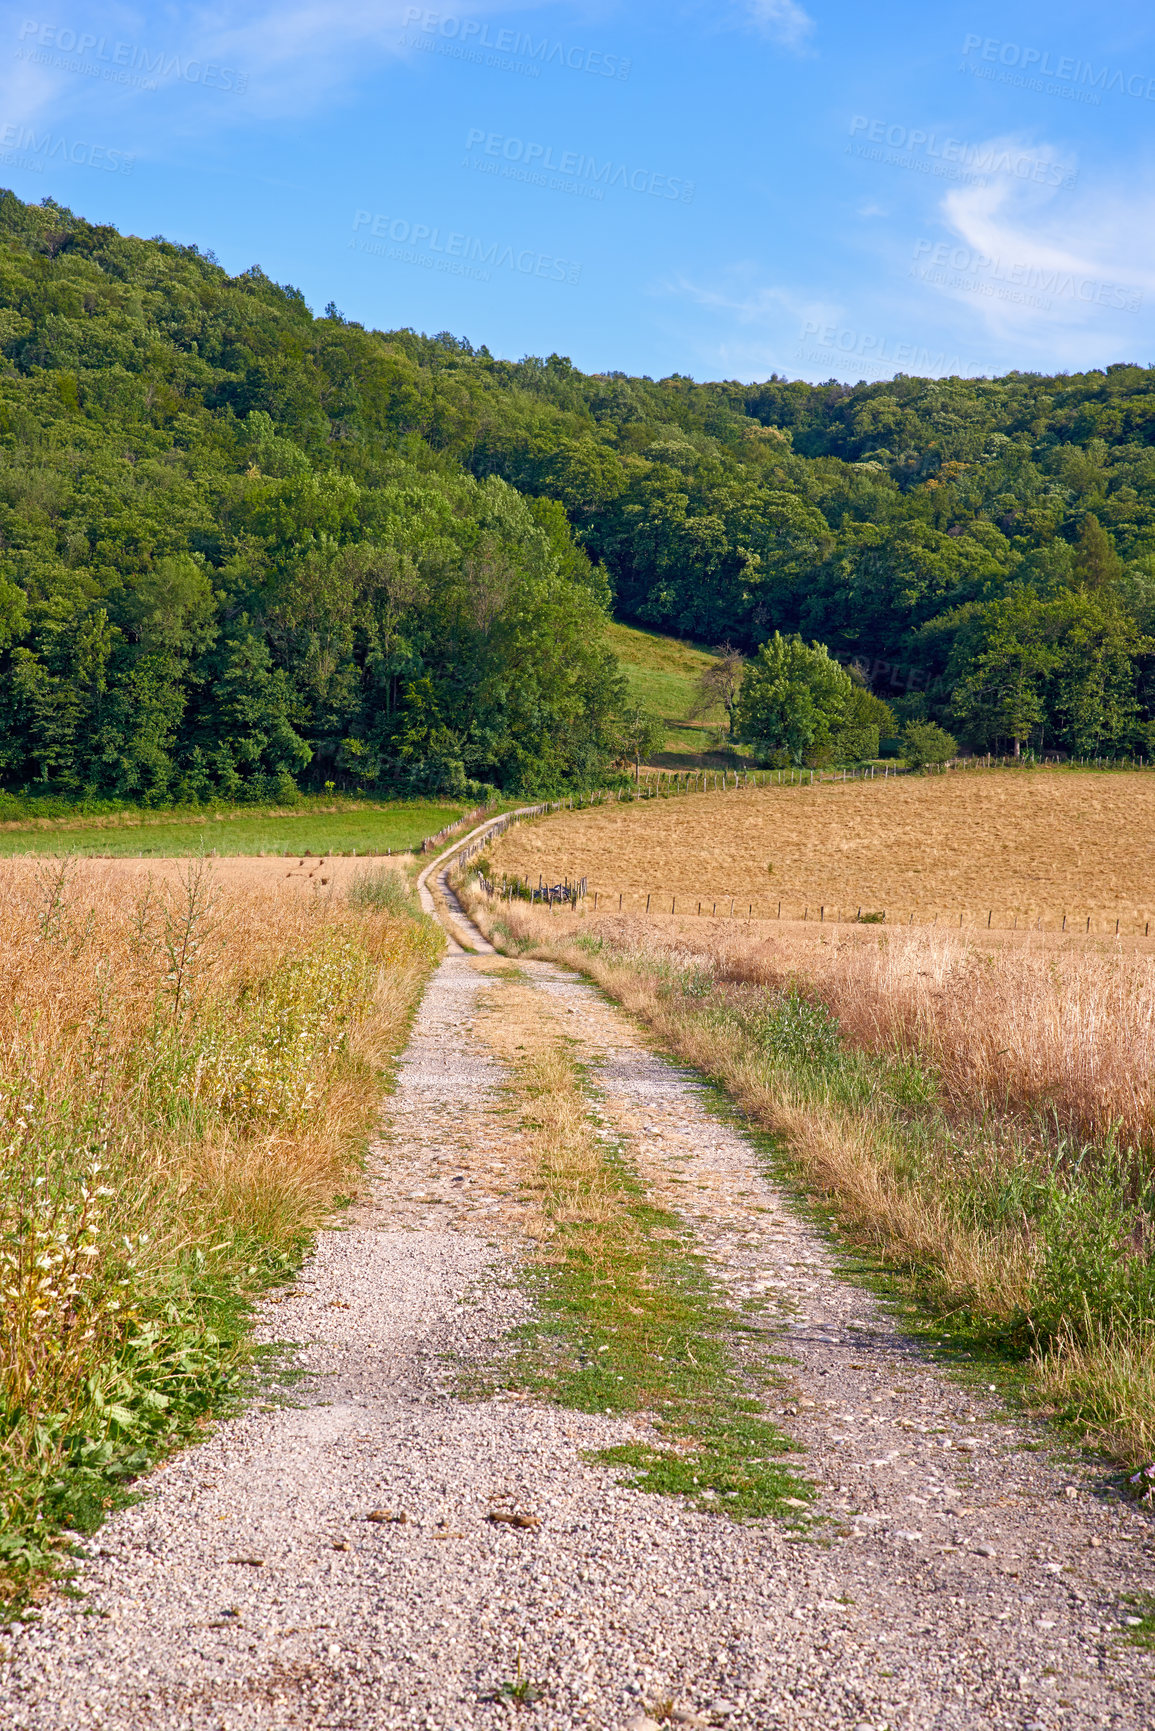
xmin=444 ymin=759 xmax=1155 ymax=938
xmin=420 ymin=798 xmax=498 ymax=854
xmin=515 ymin=889 xmax=1154 ymax=940
xmin=433 ymin=752 xmax=1154 ymax=859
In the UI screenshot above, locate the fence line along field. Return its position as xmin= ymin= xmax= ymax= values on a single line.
xmin=483 ymin=769 xmax=1155 ymax=931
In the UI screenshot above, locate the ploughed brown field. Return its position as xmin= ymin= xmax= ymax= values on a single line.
xmin=486 ymin=769 xmax=1155 ymax=932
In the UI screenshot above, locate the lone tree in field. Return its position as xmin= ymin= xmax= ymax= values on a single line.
xmin=902 ymin=720 xmax=957 ymax=771
xmin=615 ymin=705 xmax=666 ymax=783
xmin=690 ymin=645 xmax=745 ymax=735
xmin=733 ymin=632 xmax=894 ymax=766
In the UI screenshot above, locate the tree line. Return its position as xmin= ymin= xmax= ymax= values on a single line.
xmin=0 ymin=189 xmax=1151 ymax=805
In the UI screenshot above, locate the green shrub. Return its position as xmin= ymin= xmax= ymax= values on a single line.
xmin=902 ymin=721 xmax=957 ymax=770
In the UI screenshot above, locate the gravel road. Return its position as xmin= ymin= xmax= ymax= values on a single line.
xmin=1 ymin=880 xmax=1153 ymax=1730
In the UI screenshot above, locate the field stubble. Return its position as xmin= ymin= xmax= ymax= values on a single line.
xmin=464 ymin=882 xmax=1155 ymax=1470
xmin=0 ymin=856 xmax=440 ymax=1605
xmin=487 ymin=769 xmax=1155 ymax=932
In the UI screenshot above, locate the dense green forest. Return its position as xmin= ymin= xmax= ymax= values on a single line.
xmin=0 ymin=189 xmax=1152 ymax=799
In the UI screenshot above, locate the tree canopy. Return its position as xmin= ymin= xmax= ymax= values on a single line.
xmin=732 ymin=633 xmax=894 ymax=766
xmin=0 ymin=188 xmax=1153 ymax=798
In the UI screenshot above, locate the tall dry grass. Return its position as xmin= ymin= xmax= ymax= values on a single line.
xmin=466 ymin=887 xmax=1155 ymax=1468
xmin=655 ymin=921 xmax=1155 ymax=1155
xmin=0 ymin=856 xmax=440 ymax=1598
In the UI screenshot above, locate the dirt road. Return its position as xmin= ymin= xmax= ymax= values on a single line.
xmin=1 ymin=835 xmax=1153 ymax=1729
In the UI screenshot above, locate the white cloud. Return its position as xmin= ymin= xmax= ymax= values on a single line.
xmin=7 ymin=2 xmax=555 ymax=128
xmin=747 ymin=0 xmax=815 ymax=51
xmin=183 ymin=0 xmax=606 ymax=112
xmin=922 ymin=165 xmax=1155 ymax=361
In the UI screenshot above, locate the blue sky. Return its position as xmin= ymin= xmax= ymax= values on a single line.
xmin=2 ymin=0 xmax=1155 ymax=382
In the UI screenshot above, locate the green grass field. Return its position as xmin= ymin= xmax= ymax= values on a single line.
xmin=604 ymin=620 xmax=736 ymax=766
xmin=0 ymin=800 xmax=467 ymax=858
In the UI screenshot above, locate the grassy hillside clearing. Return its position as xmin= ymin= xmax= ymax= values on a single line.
xmin=486 ymin=768 xmax=1155 ymax=934
xmin=604 ymin=621 xmax=735 ymax=767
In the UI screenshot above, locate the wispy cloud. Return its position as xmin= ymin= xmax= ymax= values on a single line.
xmin=7 ymin=2 xmax=553 ymax=126
xmin=659 ymin=266 xmax=845 ymax=378
xmin=942 ymin=180 xmax=1155 ymax=290
xmin=666 ymin=265 xmax=831 ymax=328
xmin=747 ymin=0 xmax=815 ymax=52
xmin=924 ymin=165 xmax=1155 ymax=355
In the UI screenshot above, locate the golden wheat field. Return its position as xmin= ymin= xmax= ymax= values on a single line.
xmin=487 ymin=770 xmax=1155 ymax=932
xmin=88 ymin=852 xmax=411 ymax=895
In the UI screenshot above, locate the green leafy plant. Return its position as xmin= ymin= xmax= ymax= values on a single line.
xmin=901 ymin=721 xmax=957 ymax=771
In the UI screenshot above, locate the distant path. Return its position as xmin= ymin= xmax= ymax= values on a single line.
xmin=2 ymin=825 xmax=1153 ymax=1728
xmin=416 ymin=812 xmax=509 ymax=953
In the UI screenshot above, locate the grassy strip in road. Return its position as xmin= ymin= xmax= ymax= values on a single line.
xmin=476 ymin=979 xmax=812 ymax=1522
xmin=468 ymin=896 xmax=1155 ymax=1476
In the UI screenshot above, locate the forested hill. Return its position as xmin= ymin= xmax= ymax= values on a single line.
xmin=0 ymin=190 xmax=1153 ymax=801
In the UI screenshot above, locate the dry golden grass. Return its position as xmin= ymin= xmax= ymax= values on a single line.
xmin=87 ymin=852 xmax=410 ymax=895
xmin=1035 ymin=1327 xmax=1155 ymax=1467
xmin=475 ymin=976 xmax=623 ymax=1245
xmin=483 ymin=899 xmax=1155 ymax=1154
xmin=658 ymin=915 xmax=1155 ymax=1151
xmin=0 ymin=856 xmax=439 ymax=1589
xmin=487 ymin=770 xmax=1155 ymax=933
